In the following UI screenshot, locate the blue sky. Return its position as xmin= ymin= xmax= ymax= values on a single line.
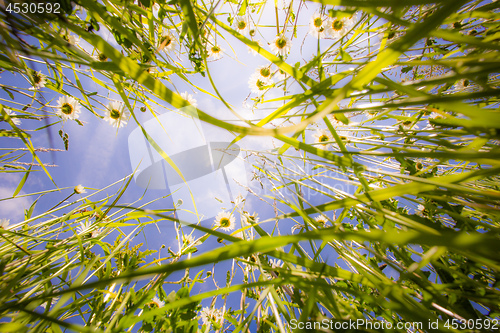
xmin=0 ymin=0 xmax=376 ymax=224
xmin=0 ymin=2 xmax=404 ymax=328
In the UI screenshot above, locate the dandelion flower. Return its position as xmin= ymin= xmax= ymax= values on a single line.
xmin=158 ymin=30 xmax=177 ymax=53
xmin=104 ymin=101 xmax=129 ymax=128
xmin=151 ymin=296 xmax=165 ymax=308
xmin=207 ymin=41 xmax=224 ymax=60
xmin=31 ymin=70 xmax=46 ymax=90
xmin=0 ymin=218 xmax=10 ymax=229
xmin=200 ymin=307 xmax=223 ymax=326
xmin=248 ymin=73 xmax=272 ymax=94
xmin=56 ymin=96 xmax=81 ymax=121
xmin=313 ymin=129 xmax=333 ymax=147
xmin=314 ymin=215 xmax=328 ymax=225
xmin=214 ymin=211 xmax=236 ymax=231
xmin=180 ymin=92 xmax=198 ymax=108
xmin=309 ymin=13 xmax=328 ymax=39
xmin=74 ymin=185 xmax=86 ymax=194
xmin=234 ymin=16 xmax=250 ymax=34
xmin=3 ymin=109 xmax=21 ymax=126
xmin=270 ymin=34 xmax=292 ymax=56
xmin=326 ymin=16 xmax=353 ymax=39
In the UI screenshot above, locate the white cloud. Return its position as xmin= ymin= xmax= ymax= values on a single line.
xmin=0 ymin=187 xmax=32 ymax=223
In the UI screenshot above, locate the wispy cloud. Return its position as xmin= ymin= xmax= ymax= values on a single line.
xmin=0 ymin=187 xmax=32 ymax=222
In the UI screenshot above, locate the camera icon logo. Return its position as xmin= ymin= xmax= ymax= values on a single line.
xmin=128 ymin=108 xmax=248 ymax=224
